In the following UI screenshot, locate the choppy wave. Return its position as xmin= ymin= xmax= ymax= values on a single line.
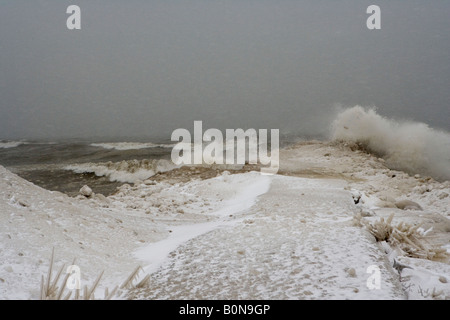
xmin=90 ymin=142 xmax=175 ymax=150
xmin=0 ymin=141 xmax=27 ymax=149
xmin=65 ymin=159 xmax=179 ymax=183
xmin=331 ymin=106 xmax=450 ymax=181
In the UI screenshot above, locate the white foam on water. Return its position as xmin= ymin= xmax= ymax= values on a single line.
xmin=64 ymin=159 xmax=179 ymax=183
xmin=90 ymin=142 xmax=175 ymax=150
xmin=0 ymin=141 xmax=27 ymax=149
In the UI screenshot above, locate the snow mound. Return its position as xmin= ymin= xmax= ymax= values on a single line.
xmin=0 ymin=165 xmax=166 ymax=299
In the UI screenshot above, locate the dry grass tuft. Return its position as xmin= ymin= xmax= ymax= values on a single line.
xmin=355 ymin=213 xmax=449 ymax=262
xmin=39 ymin=249 xmax=149 ymax=300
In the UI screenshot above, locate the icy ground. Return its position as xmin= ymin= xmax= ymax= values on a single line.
xmin=0 ymin=141 xmax=449 ymax=299
xmin=128 ymin=175 xmax=404 ymax=299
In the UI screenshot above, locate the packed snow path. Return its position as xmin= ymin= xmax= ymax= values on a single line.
xmin=130 ymin=175 xmax=405 ymax=299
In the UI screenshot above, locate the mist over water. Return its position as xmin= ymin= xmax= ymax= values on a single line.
xmin=0 ymin=1 xmax=449 ymax=141
xmin=1 ymin=2 xmax=449 ymax=183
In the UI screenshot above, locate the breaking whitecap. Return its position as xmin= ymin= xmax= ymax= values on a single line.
xmin=65 ymin=159 xmax=180 ymax=183
xmin=0 ymin=140 xmax=27 ymax=149
xmin=90 ymin=142 xmax=176 ymax=151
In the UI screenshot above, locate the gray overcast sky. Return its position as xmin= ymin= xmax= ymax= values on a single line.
xmin=0 ymin=0 xmax=449 ymax=140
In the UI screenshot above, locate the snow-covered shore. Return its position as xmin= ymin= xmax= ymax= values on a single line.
xmin=0 ymin=141 xmax=449 ymax=299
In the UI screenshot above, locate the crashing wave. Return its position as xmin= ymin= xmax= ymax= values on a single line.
xmin=65 ymin=159 xmax=179 ymax=183
xmin=331 ymin=106 xmax=450 ymax=181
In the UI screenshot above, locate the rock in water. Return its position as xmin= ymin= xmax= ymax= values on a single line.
xmin=395 ymin=199 xmax=423 ymax=211
xmin=80 ymin=185 xmax=93 ymax=198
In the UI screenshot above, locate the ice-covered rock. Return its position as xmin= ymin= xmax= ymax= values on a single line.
xmin=79 ymin=185 xmax=93 ymax=197
xmin=395 ymin=199 xmax=423 ymax=211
